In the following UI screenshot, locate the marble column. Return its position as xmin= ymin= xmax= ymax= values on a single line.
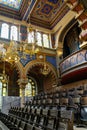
xmin=18 ymin=78 xmax=28 ymax=107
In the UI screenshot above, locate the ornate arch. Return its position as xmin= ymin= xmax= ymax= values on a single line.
xmin=24 ymin=60 xmax=58 ymax=84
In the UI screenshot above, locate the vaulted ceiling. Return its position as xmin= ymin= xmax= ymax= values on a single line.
xmin=0 ymin=0 xmax=70 ymax=29
xmin=0 ymin=0 xmax=87 ymax=29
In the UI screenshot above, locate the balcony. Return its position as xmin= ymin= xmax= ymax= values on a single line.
xmin=60 ymin=49 xmax=87 ymax=84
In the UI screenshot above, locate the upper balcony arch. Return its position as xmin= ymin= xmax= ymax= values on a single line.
xmin=57 ymin=18 xmax=76 ymax=48
xmin=57 ymin=19 xmax=81 ymax=59
xmin=60 ymin=19 xmax=77 ymax=43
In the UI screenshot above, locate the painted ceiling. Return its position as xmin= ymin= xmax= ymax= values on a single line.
xmin=0 ymin=0 xmax=22 ymax=10
xmin=0 ymin=0 xmax=86 ymax=29
xmin=30 ymin=0 xmax=69 ymax=29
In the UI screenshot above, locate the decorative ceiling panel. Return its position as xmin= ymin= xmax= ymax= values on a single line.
xmin=31 ymin=0 xmax=65 ymax=22
xmin=29 ymin=0 xmax=69 ymax=29
xmin=0 ymin=0 xmax=87 ymax=29
xmin=0 ymin=0 xmax=22 ymax=10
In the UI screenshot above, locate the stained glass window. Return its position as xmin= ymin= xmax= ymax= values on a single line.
xmin=1 ymin=23 xmax=9 ymax=39
xmin=0 ymin=0 xmax=22 ymax=10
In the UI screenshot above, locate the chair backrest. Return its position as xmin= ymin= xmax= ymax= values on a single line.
xmin=81 ymin=96 xmax=87 ymax=105
xmin=19 ymin=120 xmax=26 ymax=130
xmin=33 ymin=126 xmax=43 ymax=130
xmin=46 ymin=117 xmax=56 ymax=130
xmin=15 ymin=119 xmax=21 ymax=127
xmin=25 ymin=123 xmax=33 ymax=130
xmin=80 ymin=105 xmax=87 ymax=121
xmin=42 ymin=109 xmax=49 ymax=116
xmin=49 ymin=109 xmax=58 ymax=117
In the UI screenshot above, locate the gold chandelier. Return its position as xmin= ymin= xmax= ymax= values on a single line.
xmin=41 ymin=63 xmax=49 ymax=76
xmin=20 ymin=14 xmax=39 ymax=58
xmin=0 ymin=15 xmax=39 ymax=64
xmin=0 ymin=61 xmax=9 ymax=84
xmin=20 ymin=39 xmax=39 ymax=59
xmin=3 ymin=40 xmax=20 ymax=64
xmin=0 ymin=37 xmax=39 ymax=64
xmin=41 ymin=56 xmax=49 ymax=76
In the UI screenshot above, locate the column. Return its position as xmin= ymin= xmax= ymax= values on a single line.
xmin=56 ymin=44 xmax=63 ymax=86
xmin=18 ymin=78 xmax=28 ymax=107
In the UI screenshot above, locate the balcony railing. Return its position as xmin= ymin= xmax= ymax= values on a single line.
xmin=60 ymin=49 xmax=87 ymax=74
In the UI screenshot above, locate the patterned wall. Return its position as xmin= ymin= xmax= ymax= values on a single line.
xmin=46 ymin=55 xmax=57 ymax=68
xmin=20 ymin=25 xmax=27 ymax=41
xmin=29 ymin=0 xmax=69 ymax=29
xmin=20 ymin=54 xmax=36 ymax=67
xmin=60 ymin=50 xmax=87 ymax=74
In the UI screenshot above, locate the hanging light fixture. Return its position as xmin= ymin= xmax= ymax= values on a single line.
xmin=0 ymin=4 xmax=39 ymax=63
xmin=0 ymin=61 xmax=9 ymax=84
xmin=20 ymin=14 xmax=39 ymax=58
xmin=3 ymin=40 xmax=20 ymax=64
xmin=41 ymin=55 xmax=49 ymax=76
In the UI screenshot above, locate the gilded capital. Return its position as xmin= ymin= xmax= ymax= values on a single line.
xmin=17 ymin=78 xmax=28 ymax=89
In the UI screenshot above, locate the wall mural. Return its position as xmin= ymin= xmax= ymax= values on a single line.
xmin=0 ymin=0 xmax=22 ymax=10
xmin=60 ymin=50 xmax=87 ymax=74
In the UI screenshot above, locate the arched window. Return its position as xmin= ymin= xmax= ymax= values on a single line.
xmin=36 ymin=32 xmax=42 ymax=46
xmin=25 ymin=77 xmax=37 ymax=97
xmin=43 ymin=34 xmax=49 ymax=48
xmin=1 ymin=23 xmax=9 ymax=39
xmin=11 ymin=26 xmax=18 ymax=41
xmin=28 ymin=31 xmax=34 ymax=44
xmin=25 ymin=82 xmax=32 ymax=96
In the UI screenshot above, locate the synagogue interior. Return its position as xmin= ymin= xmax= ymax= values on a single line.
xmin=0 ymin=0 xmax=87 ymax=130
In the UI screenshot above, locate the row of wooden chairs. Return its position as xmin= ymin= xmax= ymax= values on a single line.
xmin=8 ymin=107 xmax=60 ymax=130
xmin=8 ymin=105 xmax=74 ymax=130
xmin=27 ymin=89 xmax=87 ymax=107
xmin=0 ymin=112 xmax=42 ymax=130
